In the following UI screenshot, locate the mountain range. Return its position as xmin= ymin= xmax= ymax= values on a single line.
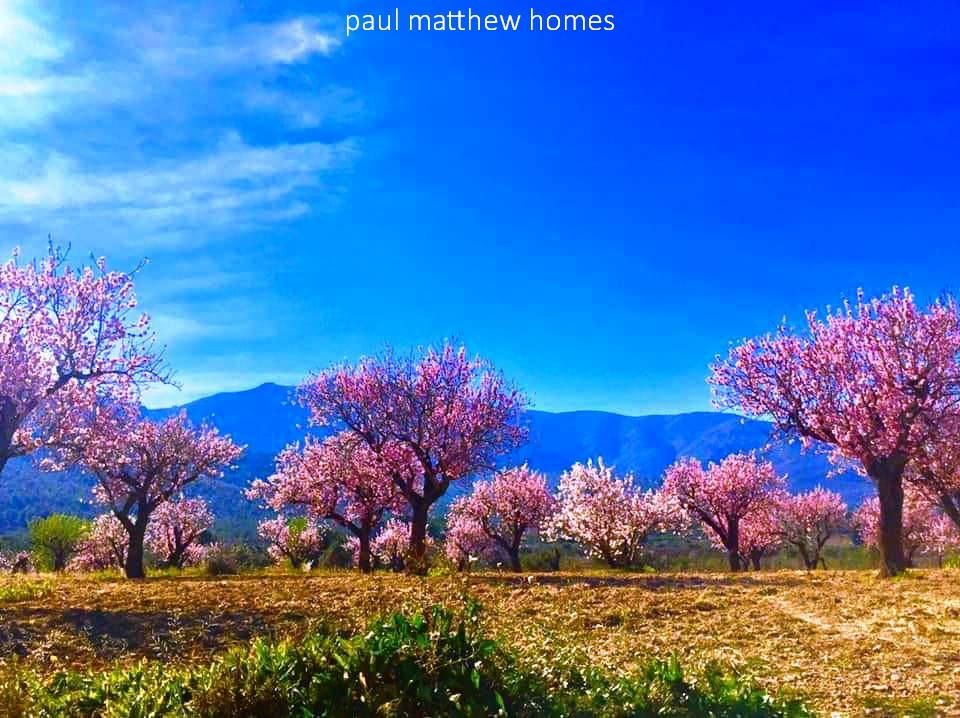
xmin=0 ymin=383 xmax=873 ymax=537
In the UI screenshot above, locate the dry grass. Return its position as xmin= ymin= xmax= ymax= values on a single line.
xmin=0 ymin=569 xmax=957 ymax=715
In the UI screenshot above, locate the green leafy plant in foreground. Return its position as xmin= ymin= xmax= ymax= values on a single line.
xmin=0 ymin=602 xmax=813 ymax=717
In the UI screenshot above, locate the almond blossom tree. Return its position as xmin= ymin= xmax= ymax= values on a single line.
xmin=447 ymin=465 xmax=555 ymax=572
xmin=853 ymin=487 xmax=959 ymax=567
xmin=548 ymin=458 xmax=684 ymax=568
xmin=145 ymin=498 xmax=214 ymax=569
xmin=710 ymin=288 xmax=960 ymax=576
xmin=299 ymin=343 xmax=527 ymax=573
xmin=78 ymin=412 xmax=242 ymax=578
xmin=909 ymin=422 xmax=960 ymax=532
xmin=360 ymin=518 xmax=435 ymax=572
xmin=444 ymin=514 xmax=499 ymax=571
xmin=733 ymin=507 xmax=783 ymax=570
xmin=0 ymin=246 xmax=167 ymax=478
xmin=247 ymin=430 xmax=406 ymax=572
xmin=69 ymin=514 xmax=128 ymax=572
xmin=662 ymin=453 xmax=785 ymax=572
xmin=778 ymin=487 xmax=848 ymax=569
xmin=258 ymin=515 xmax=325 ymax=569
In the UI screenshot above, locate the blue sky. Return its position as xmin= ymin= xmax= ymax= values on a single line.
xmin=1 ymin=0 xmax=959 ymax=413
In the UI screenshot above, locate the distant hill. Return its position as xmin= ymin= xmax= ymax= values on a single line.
xmin=0 ymin=383 xmax=872 ymax=537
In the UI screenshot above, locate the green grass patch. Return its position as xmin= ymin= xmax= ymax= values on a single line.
xmin=0 ymin=578 xmax=52 ymax=604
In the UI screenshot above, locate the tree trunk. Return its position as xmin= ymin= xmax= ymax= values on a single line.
xmin=53 ymin=550 xmax=67 ymax=572
xmin=750 ymin=550 xmax=762 ymax=571
xmin=797 ymin=543 xmax=815 ymax=570
xmin=407 ymin=502 xmax=430 ymax=575
xmin=549 ymin=547 xmax=561 ymax=571
xmin=727 ymin=518 xmax=742 ymax=572
xmin=357 ymin=533 xmax=372 ymax=574
xmin=872 ymin=459 xmax=908 ymax=577
xmin=939 ymin=492 xmax=960 ymax=532
xmin=507 ymin=548 xmax=522 ymax=572
xmin=124 ymin=523 xmax=147 ymax=579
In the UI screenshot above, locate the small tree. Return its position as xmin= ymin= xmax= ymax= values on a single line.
xmin=29 ymin=514 xmax=89 ymax=571
xmin=69 ymin=514 xmax=128 ymax=572
xmin=79 ymin=412 xmax=242 ymax=578
xmin=548 ymin=458 xmax=684 ymax=568
xmin=367 ymin=519 xmax=434 ymax=572
xmin=733 ymin=508 xmax=782 ymax=570
xmin=710 ymin=288 xmax=960 ymax=576
xmin=145 ymin=498 xmax=214 ymax=569
xmin=258 ymin=516 xmax=325 ymax=569
xmin=662 ymin=453 xmax=785 ymax=572
xmin=778 ymin=487 xmax=848 ymax=569
xmin=299 ymin=342 xmax=527 ymax=573
xmin=247 ymin=431 xmax=405 ymax=573
xmin=447 ymin=465 xmax=555 ymax=572
xmin=444 ymin=515 xmax=498 ymax=571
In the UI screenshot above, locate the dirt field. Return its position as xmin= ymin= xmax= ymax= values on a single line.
xmin=0 ymin=569 xmax=957 ymax=716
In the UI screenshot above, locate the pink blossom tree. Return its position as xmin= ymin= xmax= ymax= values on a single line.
xmin=78 ymin=412 xmax=242 ymax=578
xmin=443 ymin=514 xmax=498 ymax=571
xmin=710 ymin=288 xmax=960 ymax=576
xmin=0 ymin=246 xmax=167 ymax=478
xmin=662 ymin=453 xmax=785 ymax=572
xmin=733 ymin=507 xmax=783 ymax=570
xmin=258 ymin=515 xmax=325 ymax=569
xmin=298 ymin=343 xmax=527 ymax=573
xmin=853 ymin=487 xmax=958 ymax=567
xmin=363 ymin=518 xmax=435 ymax=571
xmin=778 ymin=487 xmax=848 ymax=569
xmin=69 ymin=514 xmax=128 ymax=572
xmin=909 ymin=422 xmax=960 ymax=532
xmin=548 ymin=458 xmax=684 ymax=568
xmin=145 ymin=498 xmax=214 ymax=569
xmin=247 ymin=430 xmax=406 ymax=572
xmin=446 ymin=465 xmax=555 ymax=572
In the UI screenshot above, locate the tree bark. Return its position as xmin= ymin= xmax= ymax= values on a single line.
xmin=507 ymin=548 xmax=522 ymax=572
xmin=407 ymin=502 xmax=430 ymax=575
xmin=727 ymin=518 xmax=742 ymax=572
xmin=357 ymin=533 xmax=372 ymax=574
xmin=124 ymin=522 xmax=147 ymax=579
xmin=872 ymin=458 xmax=908 ymax=577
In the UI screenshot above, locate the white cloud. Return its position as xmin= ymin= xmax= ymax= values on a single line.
xmin=0 ymin=135 xmax=357 ymax=242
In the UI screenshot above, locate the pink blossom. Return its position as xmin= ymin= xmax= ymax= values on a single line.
xmin=247 ymin=430 xmax=406 ymax=572
xmin=0 ymin=246 xmax=167 ymax=477
xmin=298 ymin=342 xmax=527 ymax=573
xmin=257 ymin=515 xmax=325 ymax=569
xmin=77 ymin=412 xmax=242 ymax=578
xmin=662 ymin=453 xmax=785 ymax=571
xmin=446 ymin=465 xmax=555 ymax=572
xmin=778 ymin=487 xmax=848 ymax=569
xmin=548 ymin=458 xmax=685 ymax=568
xmin=69 ymin=514 xmax=128 ymax=572
xmin=710 ymin=288 xmax=960 ymax=576
xmin=145 ymin=498 xmax=214 ymax=569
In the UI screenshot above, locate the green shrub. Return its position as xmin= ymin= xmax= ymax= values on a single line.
xmin=28 ymin=514 xmax=89 ymax=572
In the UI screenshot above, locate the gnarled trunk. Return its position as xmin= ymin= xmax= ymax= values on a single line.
xmin=872 ymin=458 xmax=908 ymax=577
xmin=407 ymin=502 xmax=430 ymax=575
xmin=124 ymin=522 xmax=147 ymax=579
xmin=356 ymin=533 xmax=372 ymax=574
xmin=727 ymin=518 xmax=743 ymax=572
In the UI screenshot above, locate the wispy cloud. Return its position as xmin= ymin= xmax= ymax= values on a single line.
xmin=0 ymin=135 xmax=356 ymax=245
xmin=0 ymin=2 xmax=361 ymax=244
